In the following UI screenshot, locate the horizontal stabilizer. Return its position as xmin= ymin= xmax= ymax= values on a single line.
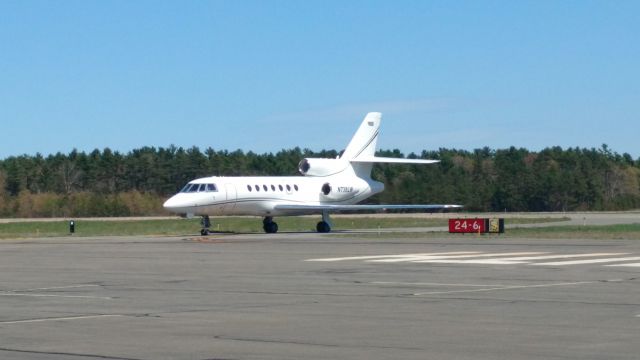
xmin=351 ymin=156 xmax=439 ymax=164
xmin=274 ymin=204 xmax=462 ymax=211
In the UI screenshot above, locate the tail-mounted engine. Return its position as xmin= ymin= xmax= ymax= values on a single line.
xmin=298 ymin=158 xmax=349 ymax=177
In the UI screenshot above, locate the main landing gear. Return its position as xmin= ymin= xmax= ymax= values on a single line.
xmin=316 ymin=210 xmax=332 ymax=233
xmin=202 ymin=212 xmax=332 ymax=235
xmin=262 ymin=211 xmax=331 ymax=234
xmin=263 ymin=216 xmax=279 ymax=234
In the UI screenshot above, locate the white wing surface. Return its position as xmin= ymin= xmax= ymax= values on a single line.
xmin=274 ymin=204 xmax=462 ymax=211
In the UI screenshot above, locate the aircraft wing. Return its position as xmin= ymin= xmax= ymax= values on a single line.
xmin=274 ymin=204 xmax=462 ymax=211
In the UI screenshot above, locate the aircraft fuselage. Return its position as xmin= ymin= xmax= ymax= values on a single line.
xmin=163 ymin=112 xmax=460 ymax=234
xmin=163 ymin=173 xmax=384 ymax=217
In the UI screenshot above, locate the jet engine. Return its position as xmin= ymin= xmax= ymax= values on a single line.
xmin=298 ymin=158 xmax=349 ymax=177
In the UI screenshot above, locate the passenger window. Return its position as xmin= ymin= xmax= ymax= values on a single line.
xmin=247 ymin=185 xmax=252 ymax=192
xmin=255 ymin=185 xmax=260 ymax=192
xmin=263 ymin=185 xmax=268 ymax=192
xmin=206 ymin=184 xmax=216 ymax=192
xmin=294 ymin=184 xmax=299 ymax=191
xmin=278 ymin=185 xmax=283 ymax=191
xmin=271 ymin=185 xmax=276 ymax=191
xmin=286 ymin=184 xmax=291 ymax=192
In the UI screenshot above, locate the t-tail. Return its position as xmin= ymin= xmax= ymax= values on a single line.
xmin=297 ymin=112 xmax=439 ymax=179
xmin=341 ymin=112 xmax=382 ymax=161
xmin=343 ymin=112 xmax=439 ymax=178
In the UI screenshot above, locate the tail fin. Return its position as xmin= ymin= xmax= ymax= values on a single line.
xmin=343 ymin=112 xmax=439 ymax=178
xmin=341 ymin=112 xmax=381 ymax=160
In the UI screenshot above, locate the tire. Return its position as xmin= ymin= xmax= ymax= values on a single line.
xmin=263 ymin=222 xmax=279 ymax=234
xmin=316 ymin=221 xmax=331 ymax=233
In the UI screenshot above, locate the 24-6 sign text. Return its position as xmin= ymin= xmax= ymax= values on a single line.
xmin=448 ymin=219 xmax=486 ymax=233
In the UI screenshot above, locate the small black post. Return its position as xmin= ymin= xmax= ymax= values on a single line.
xmin=69 ymin=220 xmax=75 ymax=234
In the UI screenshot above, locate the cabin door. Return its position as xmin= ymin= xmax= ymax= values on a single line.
xmin=223 ymin=183 xmax=237 ymax=214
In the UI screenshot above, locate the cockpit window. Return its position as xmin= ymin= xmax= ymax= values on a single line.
xmin=180 ymin=183 xmax=218 ymax=193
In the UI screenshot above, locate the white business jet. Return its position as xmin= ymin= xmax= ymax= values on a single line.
xmin=163 ymin=112 xmax=461 ymax=234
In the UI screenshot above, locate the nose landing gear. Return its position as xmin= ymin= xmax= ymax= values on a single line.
xmin=200 ymin=215 xmax=211 ymax=236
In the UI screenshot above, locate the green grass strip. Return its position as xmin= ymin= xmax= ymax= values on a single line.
xmin=0 ymin=216 xmax=567 ymax=238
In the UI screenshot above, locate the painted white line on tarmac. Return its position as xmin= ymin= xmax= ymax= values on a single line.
xmin=306 ymin=254 xmax=430 ymax=262
xmin=0 ymin=293 xmax=112 ymax=300
xmin=494 ymin=253 xmax=628 ymax=261
xmin=306 ymin=252 xmax=481 ymax=262
xmin=372 ymin=282 xmax=509 ymax=287
xmin=307 ymin=252 xmax=640 ymax=267
xmin=371 ymin=252 xmax=545 ymax=263
xmin=424 ymin=252 xmax=545 ymax=258
xmin=371 ymin=256 xmax=456 ymax=263
xmin=13 ymin=284 xmax=101 ymax=292
xmin=409 ymin=252 xmax=544 ymax=264
xmin=535 ymin=257 xmax=640 ymax=266
xmin=0 ymin=315 xmax=124 ymax=324
xmin=0 ymin=283 xmax=110 ymax=300
xmin=413 ymin=259 xmax=529 ymax=265
xmin=414 ymin=281 xmax=594 ymax=296
xmin=605 ymin=263 xmax=640 ymax=267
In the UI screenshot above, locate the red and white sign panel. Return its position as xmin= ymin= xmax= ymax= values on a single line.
xmin=448 ymin=219 xmax=486 ymax=233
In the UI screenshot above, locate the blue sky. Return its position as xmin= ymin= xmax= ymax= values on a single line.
xmin=1 ymin=0 xmax=638 ymax=159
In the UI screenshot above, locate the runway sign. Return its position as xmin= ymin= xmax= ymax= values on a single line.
xmin=448 ymin=218 xmax=504 ymax=234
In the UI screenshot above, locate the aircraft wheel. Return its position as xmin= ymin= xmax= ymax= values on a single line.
xmin=200 ymin=228 xmax=209 ymax=236
xmin=263 ymin=221 xmax=278 ymax=234
xmin=316 ymin=221 xmax=331 ymax=233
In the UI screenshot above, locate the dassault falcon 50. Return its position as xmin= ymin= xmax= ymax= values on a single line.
xmin=163 ymin=112 xmax=461 ymax=234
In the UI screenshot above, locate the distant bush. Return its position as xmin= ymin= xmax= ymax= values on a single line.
xmin=0 ymin=144 xmax=638 ymax=217
xmin=0 ymin=191 xmax=167 ymax=218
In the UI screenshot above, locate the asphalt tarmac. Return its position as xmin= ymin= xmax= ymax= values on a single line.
xmin=0 ymin=228 xmax=639 ymax=359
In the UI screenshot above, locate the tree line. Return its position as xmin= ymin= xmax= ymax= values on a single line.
xmin=0 ymin=144 xmax=638 ymax=217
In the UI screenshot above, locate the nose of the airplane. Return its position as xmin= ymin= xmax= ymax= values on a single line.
xmin=163 ymin=196 xmax=181 ymax=212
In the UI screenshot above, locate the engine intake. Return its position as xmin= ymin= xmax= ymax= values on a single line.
xmin=298 ymin=158 xmax=349 ymax=177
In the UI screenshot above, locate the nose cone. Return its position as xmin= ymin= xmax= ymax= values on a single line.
xmin=163 ymin=195 xmax=184 ymax=213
